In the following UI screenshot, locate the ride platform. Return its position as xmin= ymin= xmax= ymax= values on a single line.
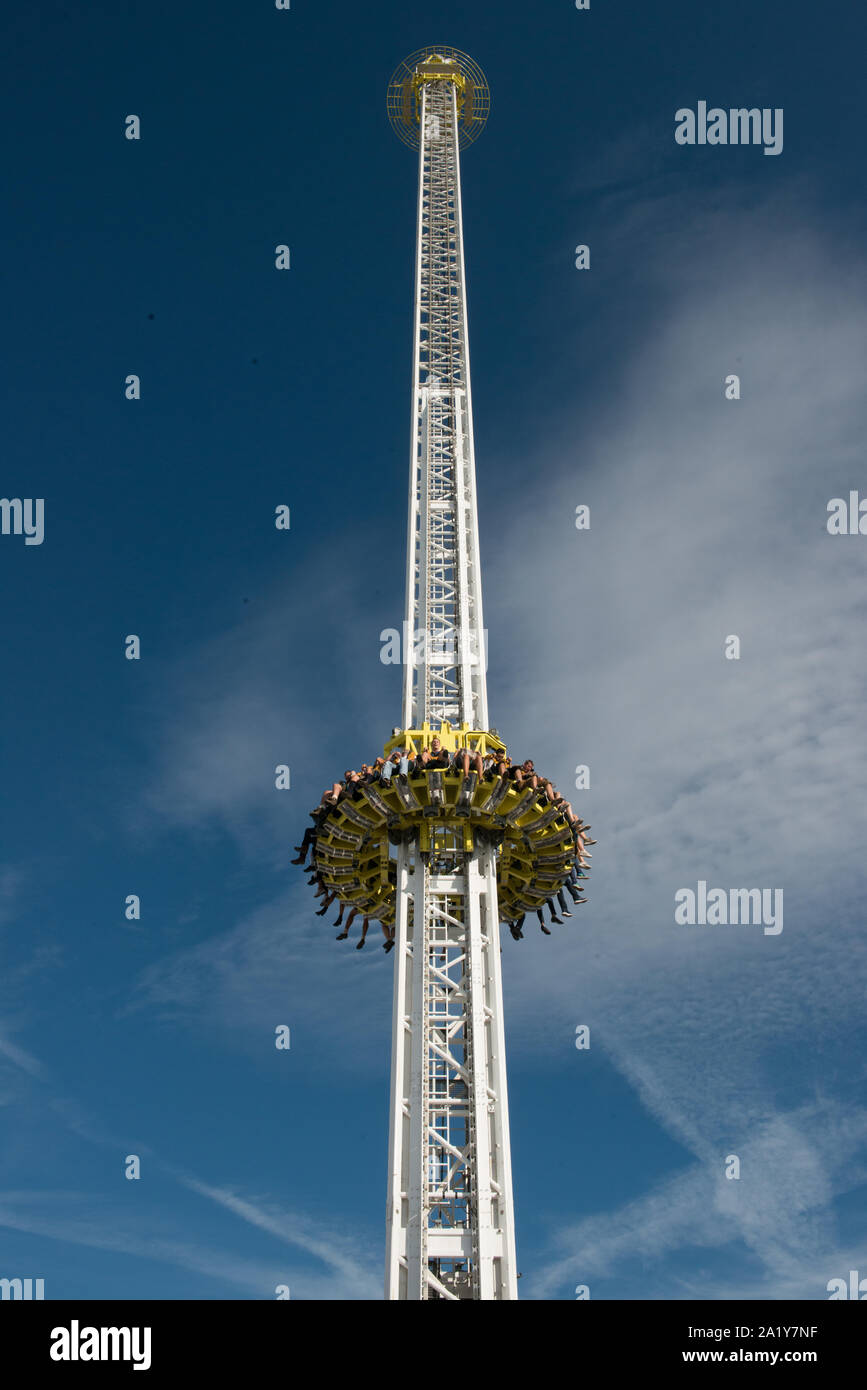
xmin=311 ymin=725 xmax=582 ymax=930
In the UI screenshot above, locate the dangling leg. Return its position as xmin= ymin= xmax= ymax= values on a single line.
xmin=292 ymin=830 xmax=312 ymax=864
xmin=337 ymin=906 xmax=359 ymax=940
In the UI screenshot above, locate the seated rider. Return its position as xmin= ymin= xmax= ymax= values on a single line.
xmin=416 ymin=736 xmax=450 ymax=773
xmin=451 ymin=744 xmax=484 ymax=778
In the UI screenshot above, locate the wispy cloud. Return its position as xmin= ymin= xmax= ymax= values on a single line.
xmin=531 ymin=1100 xmax=867 ymax=1300
xmin=180 ymin=1177 xmax=380 ymax=1297
xmin=0 ymin=1038 xmax=379 ymax=1299
xmin=125 ymin=883 xmax=393 ymax=1073
xmin=485 ymin=180 xmax=867 ymax=1294
xmin=0 ymin=1031 xmax=45 ymax=1078
xmin=133 ymin=574 xmax=398 ymax=866
xmin=0 ymin=1191 xmax=291 ymax=1298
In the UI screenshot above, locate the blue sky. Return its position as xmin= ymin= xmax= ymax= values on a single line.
xmin=2 ymin=0 xmax=866 ymax=1299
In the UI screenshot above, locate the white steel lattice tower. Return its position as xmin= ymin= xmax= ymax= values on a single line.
xmin=384 ymin=47 xmax=518 ymax=1301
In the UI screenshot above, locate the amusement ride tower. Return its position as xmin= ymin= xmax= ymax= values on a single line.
xmin=384 ymin=46 xmax=515 ymax=1302
xmin=304 ymin=46 xmax=589 ymax=1300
